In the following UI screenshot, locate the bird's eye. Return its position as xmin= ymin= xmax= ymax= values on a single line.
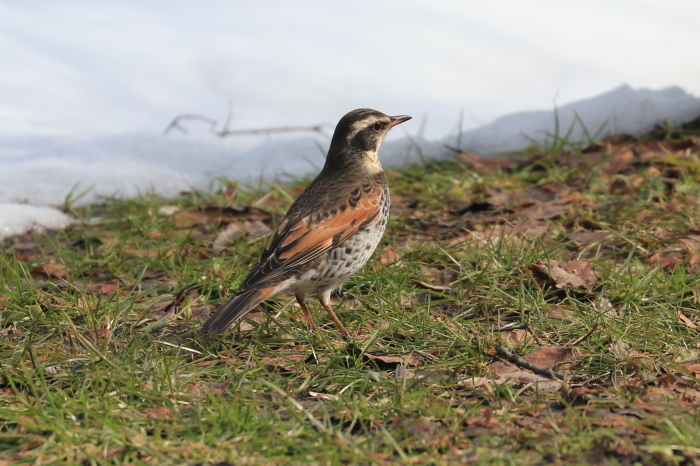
xmin=371 ymin=122 xmax=384 ymax=132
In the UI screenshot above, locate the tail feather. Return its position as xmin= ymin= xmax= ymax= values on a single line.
xmin=200 ymin=287 xmax=274 ymax=334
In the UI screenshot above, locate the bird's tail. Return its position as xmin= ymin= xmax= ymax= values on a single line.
xmin=200 ymin=286 xmax=275 ymax=334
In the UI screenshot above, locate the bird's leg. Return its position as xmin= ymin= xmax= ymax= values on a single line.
xmin=295 ymin=294 xmax=318 ymax=333
xmin=317 ymin=289 xmax=352 ymax=340
xmin=320 ymin=302 xmax=352 ymax=341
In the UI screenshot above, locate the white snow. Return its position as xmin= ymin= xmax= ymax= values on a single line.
xmin=0 ymin=204 xmax=73 ymax=239
xmin=2 ymin=1 xmax=700 ymax=239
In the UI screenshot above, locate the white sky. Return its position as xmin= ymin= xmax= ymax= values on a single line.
xmin=1 ymin=0 xmax=699 ymax=140
xmin=1 ymin=0 xmax=700 ymax=236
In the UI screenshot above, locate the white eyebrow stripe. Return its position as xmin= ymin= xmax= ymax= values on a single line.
xmin=346 ymin=116 xmax=382 ymax=141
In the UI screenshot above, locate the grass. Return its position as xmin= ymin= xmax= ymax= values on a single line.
xmin=2 ymin=122 xmax=700 ymax=464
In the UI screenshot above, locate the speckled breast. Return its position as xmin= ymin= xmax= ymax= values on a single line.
xmin=310 ymin=191 xmax=390 ymax=288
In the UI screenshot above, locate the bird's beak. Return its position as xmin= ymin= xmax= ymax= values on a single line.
xmin=388 ymin=115 xmax=412 ymax=128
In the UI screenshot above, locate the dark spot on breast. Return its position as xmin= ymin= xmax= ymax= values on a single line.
xmin=362 ymin=183 xmax=372 ymax=193
xmin=345 ymin=247 xmax=353 ymax=254
xmin=350 ymin=187 xmax=360 ymax=196
xmin=330 ymin=208 xmax=337 ymax=215
xmin=365 ymin=245 xmax=371 ymax=250
xmin=348 ymin=198 xmax=357 ymax=208
xmin=323 ymin=211 xmax=330 ymax=218
xmin=340 ymin=205 xmax=347 ymax=212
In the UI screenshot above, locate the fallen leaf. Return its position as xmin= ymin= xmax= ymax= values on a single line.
xmin=124 ymin=247 xmax=159 ymax=258
xmin=562 ymin=386 xmax=593 ymax=405
xmin=523 ymin=346 xmax=574 ymax=369
xmin=365 ymin=352 xmax=421 ymax=367
xmin=677 ymin=311 xmax=698 ymax=329
xmin=569 ymin=230 xmax=612 ymax=249
xmin=504 ymin=329 xmax=532 ymax=346
xmin=144 ymin=406 xmax=173 ymax=420
xmin=610 ymin=339 xmax=631 ymax=358
xmin=244 ymin=219 xmax=272 ymax=237
xmin=410 ymin=279 xmax=451 ymax=293
xmin=529 ymin=259 xmax=598 ymax=291
xmin=451 ymin=147 xmax=522 ymax=173
xmin=405 ymin=418 xmax=443 ymax=439
xmin=259 ymin=353 xmax=308 ymax=372
xmin=377 ymin=246 xmax=400 ymax=267
xmin=212 ymin=222 xmax=245 ymax=253
xmin=308 ymin=391 xmax=339 ymax=402
xmin=83 ymin=282 xmax=121 ymax=295
xmin=187 ymin=379 xmax=231 ymax=396
xmin=514 ymin=203 xmax=571 ymax=221
xmin=173 ymin=209 xmax=205 ymax=228
xmin=30 ymin=263 xmax=66 ymax=279
xmin=644 ymin=249 xmax=685 ymax=271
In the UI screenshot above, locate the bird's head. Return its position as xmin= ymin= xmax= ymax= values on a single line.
xmin=326 ymin=108 xmax=411 ymax=171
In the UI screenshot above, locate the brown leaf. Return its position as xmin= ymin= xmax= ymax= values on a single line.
xmin=30 ymin=263 xmax=66 ymax=279
xmin=514 ymin=203 xmax=571 ymax=221
xmin=377 ymin=246 xmax=400 ymax=267
xmin=410 ymin=279 xmax=451 ymax=293
xmin=606 ymin=148 xmax=635 ymax=173
xmin=453 ymin=148 xmax=521 ymax=173
xmin=187 ymin=379 xmax=231 ymax=396
xmin=365 ymin=352 xmax=421 ymax=367
xmin=308 ymin=391 xmax=339 ymax=401
xmin=200 ymin=204 xmax=272 ymax=224
xmin=677 ymin=311 xmax=698 ymax=329
xmin=644 ymin=249 xmax=685 ymax=271
xmin=504 ymin=329 xmax=532 ymax=346
xmin=569 ymin=231 xmax=612 ymax=249
xmin=259 ymin=353 xmax=308 ymax=372
xmin=173 ymin=209 xmax=205 ymax=228
xmin=523 ymin=346 xmax=574 ymax=369
xmin=124 ymin=247 xmax=159 ymax=258
xmin=562 ymin=386 xmax=593 ymax=406
xmin=83 ymin=281 xmax=121 ymax=295
xmin=462 ymin=371 xmax=562 ymax=392
xmin=212 ymin=222 xmax=245 ymax=254
xmin=405 ymin=418 xmax=443 ymax=439
xmin=529 ymin=259 xmax=598 ymax=291
xmin=243 ymin=219 xmax=272 ymax=238
xmin=144 ymin=406 xmax=173 ymax=420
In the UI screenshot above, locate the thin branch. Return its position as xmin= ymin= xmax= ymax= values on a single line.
xmin=163 ymin=113 xmax=332 ymax=139
xmin=568 ymin=323 xmax=598 ymax=347
xmin=218 ymin=125 xmax=331 ymax=138
xmin=495 ymin=345 xmax=564 ymax=380
xmin=164 ymin=114 xmax=218 ymax=135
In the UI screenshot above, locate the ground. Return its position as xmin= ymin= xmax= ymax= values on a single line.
xmin=1 ymin=120 xmax=700 ymax=465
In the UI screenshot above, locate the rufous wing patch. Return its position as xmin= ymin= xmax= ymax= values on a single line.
xmin=239 ymin=185 xmax=384 ymax=290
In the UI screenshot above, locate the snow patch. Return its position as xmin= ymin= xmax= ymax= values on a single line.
xmin=0 ymin=204 xmax=73 ymax=240
xmin=1 ymin=86 xmax=699 ymax=239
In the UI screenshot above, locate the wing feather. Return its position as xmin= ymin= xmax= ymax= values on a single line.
xmin=238 ymin=185 xmax=384 ymax=291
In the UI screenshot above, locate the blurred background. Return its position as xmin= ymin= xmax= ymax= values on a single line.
xmin=2 ymin=0 xmax=699 ymax=142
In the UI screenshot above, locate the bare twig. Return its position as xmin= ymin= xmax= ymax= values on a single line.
xmin=218 ymin=125 xmax=331 ymax=138
xmin=568 ymin=323 xmax=598 ymax=347
xmin=495 ymin=345 xmax=564 ymax=380
xmin=141 ymin=284 xmax=203 ymax=333
xmin=164 ymin=113 xmax=332 ymax=139
xmin=164 ymin=114 xmax=218 ymax=135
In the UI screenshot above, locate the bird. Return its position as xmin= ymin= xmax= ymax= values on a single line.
xmin=200 ymin=108 xmax=411 ymax=339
